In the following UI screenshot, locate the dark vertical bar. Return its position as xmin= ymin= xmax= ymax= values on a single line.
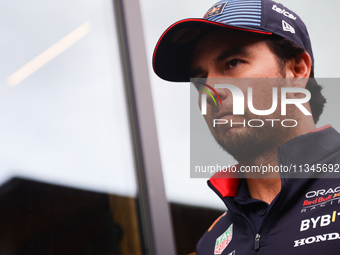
xmin=113 ymin=1 xmax=176 ymax=255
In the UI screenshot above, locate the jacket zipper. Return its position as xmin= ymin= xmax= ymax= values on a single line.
xmin=232 ymin=178 xmax=287 ymax=251
xmin=254 ymin=233 xmax=261 ymax=250
xmin=209 ymin=181 xmax=262 ymax=251
xmin=254 ymin=178 xmax=288 ymax=251
xmin=210 ymin=177 xmax=288 ymax=252
xmin=232 ymin=209 xmax=259 ymax=250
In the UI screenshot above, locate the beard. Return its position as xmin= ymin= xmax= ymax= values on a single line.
xmin=215 ymin=120 xmax=280 ymax=163
xmin=211 ymin=108 xmax=299 ymax=164
xmin=202 ymin=77 xmax=304 ymax=164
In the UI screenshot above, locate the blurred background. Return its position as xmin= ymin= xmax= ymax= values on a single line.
xmin=0 ymin=0 xmax=339 ymax=254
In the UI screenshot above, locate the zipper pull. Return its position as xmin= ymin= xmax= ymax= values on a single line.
xmin=254 ymin=233 xmax=260 ymax=250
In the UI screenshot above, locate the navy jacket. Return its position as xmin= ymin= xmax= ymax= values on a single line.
xmin=197 ymin=125 xmax=340 ymax=254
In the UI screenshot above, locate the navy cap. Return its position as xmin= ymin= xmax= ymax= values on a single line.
xmin=153 ymin=0 xmax=314 ymax=82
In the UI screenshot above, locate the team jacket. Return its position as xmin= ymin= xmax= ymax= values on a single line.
xmin=196 ymin=125 xmax=340 ymax=254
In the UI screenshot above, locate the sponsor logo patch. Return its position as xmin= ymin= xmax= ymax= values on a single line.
xmin=294 ymin=232 xmax=340 ymax=247
xmin=203 ymin=2 xmax=228 ymax=19
xmin=300 ymin=211 xmax=340 ymax=231
xmin=305 ymin=186 xmax=340 ymax=198
xmin=214 ymin=223 xmax=233 ymax=254
xmin=272 ymin=5 xmax=297 ymax=20
xmin=301 ymin=198 xmax=340 ymax=213
xmin=301 ymin=186 xmax=340 ymax=213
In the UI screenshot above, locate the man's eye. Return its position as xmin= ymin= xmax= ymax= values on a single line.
xmin=227 ymin=59 xmax=240 ymax=69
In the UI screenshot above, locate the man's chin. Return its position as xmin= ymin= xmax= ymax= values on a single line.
xmin=215 ymin=126 xmax=276 ymax=163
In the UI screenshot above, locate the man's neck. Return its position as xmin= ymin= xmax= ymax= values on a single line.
xmin=239 ymin=119 xmax=316 ymax=204
xmin=242 ymin=150 xmax=281 ymax=204
xmin=246 ymin=178 xmax=281 ymax=204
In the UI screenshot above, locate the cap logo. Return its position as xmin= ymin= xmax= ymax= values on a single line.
xmin=282 ymin=20 xmax=295 ymax=34
xmin=272 ymin=5 xmax=297 ymax=20
xmin=203 ymin=2 xmax=228 ymax=19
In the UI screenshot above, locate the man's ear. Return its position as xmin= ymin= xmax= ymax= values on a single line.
xmin=285 ymin=51 xmax=312 ymax=90
xmin=285 ymin=51 xmax=312 ymax=79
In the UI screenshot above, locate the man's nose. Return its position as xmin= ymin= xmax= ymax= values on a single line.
xmin=204 ymin=76 xmax=229 ymax=106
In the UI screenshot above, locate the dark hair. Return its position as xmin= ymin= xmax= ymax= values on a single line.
xmin=264 ymin=34 xmax=326 ymax=124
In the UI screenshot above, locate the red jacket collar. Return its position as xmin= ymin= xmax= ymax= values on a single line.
xmin=209 ymin=165 xmax=240 ymax=197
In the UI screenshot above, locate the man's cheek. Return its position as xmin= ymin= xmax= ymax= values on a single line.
xmin=204 ymin=115 xmax=213 ymax=129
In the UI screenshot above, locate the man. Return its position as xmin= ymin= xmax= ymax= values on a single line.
xmin=153 ymin=0 xmax=340 ymax=254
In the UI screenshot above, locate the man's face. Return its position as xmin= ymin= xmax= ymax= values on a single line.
xmin=191 ymin=29 xmax=298 ymax=163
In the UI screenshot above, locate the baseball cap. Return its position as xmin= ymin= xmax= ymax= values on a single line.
xmin=153 ymin=0 xmax=314 ymax=82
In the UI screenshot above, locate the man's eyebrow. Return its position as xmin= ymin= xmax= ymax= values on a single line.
xmin=190 ymin=67 xmax=205 ymax=79
xmin=190 ymin=46 xmax=250 ymax=78
xmin=214 ymin=46 xmax=250 ymax=63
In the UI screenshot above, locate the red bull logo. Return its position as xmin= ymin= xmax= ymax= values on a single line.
xmin=203 ymin=2 xmax=228 ymax=19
